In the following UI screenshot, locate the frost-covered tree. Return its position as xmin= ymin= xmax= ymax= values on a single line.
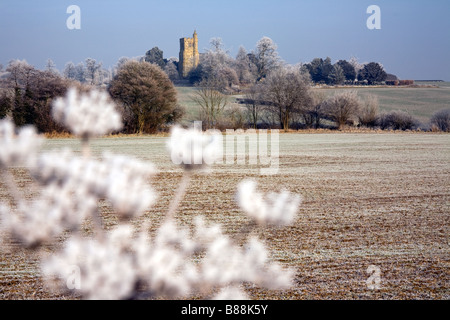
xmin=45 ymin=59 xmax=59 ymax=75
xmin=164 ymin=58 xmax=180 ymax=82
xmin=262 ymin=65 xmax=311 ymax=131
xmin=144 ymin=47 xmax=166 ymax=69
xmin=63 ymin=62 xmax=77 ymax=80
xmin=85 ymin=58 xmax=102 ymax=85
xmin=253 ymin=36 xmax=281 ymax=80
xmin=349 ymin=56 xmax=363 ymax=81
xmin=193 ymin=38 xmax=238 ymax=91
xmin=234 ymin=46 xmax=257 ymax=85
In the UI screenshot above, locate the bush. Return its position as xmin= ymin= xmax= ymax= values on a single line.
xmin=378 ymin=110 xmax=420 ymax=130
xmin=108 ymin=61 xmax=181 ymax=134
xmin=358 ymin=95 xmax=379 ymax=127
xmin=430 ymin=109 xmax=450 ymax=132
xmin=385 ymin=80 xmax=399 ymax=86
xmin=398 ymin=80 xmax=414 ymax=86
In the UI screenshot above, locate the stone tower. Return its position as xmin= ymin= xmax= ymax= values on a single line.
xmin=179 ymin=30 xmax=199 ymax=78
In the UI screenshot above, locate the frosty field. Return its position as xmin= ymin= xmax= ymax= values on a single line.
xmin=176 ymin=82 xmax=450 ymax=126
xmin=1 ymin=132 xmax=449 ymax=299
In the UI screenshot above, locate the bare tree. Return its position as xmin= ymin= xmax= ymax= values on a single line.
xmin=46 ymin=59 xmax=59 ymax=75
xmin=262 ymin=66 xmax=311 ymax=131
xmin=302 ymin=90 xmax=327 ymax=128
xmin=191 ymin=78 xmax=228 ymax=130
xmin=323 ymin=91 xmax=361 ymax=129
xmin=243 ymin=84 xmax=263 ymax=129
xmin=209 ymin=37 xmax=225 ymax=53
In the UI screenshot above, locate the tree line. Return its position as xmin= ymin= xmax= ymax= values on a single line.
xmin=145 ymin=36 xmax=391 ymax=89
xmin=0 ymin=36 xmax=448 ymax=134
xmin=0 ymin=59 xmax=182 ymax=134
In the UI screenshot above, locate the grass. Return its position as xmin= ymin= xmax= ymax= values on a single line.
xmin=1 ymin=132 xmax=449 ymax=299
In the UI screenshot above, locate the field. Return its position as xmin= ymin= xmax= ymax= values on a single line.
xmin=177 ymin=82 xmax=450 ymax=125
xmin=1 ymin=132 xmax=449 ymax=299
xmin=318 ymin=82 xmax=450 ymax=124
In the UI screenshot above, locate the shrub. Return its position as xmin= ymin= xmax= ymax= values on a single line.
xmin=430 ymin=109 xmax=450 ymax=132
xmin=358 ymin=94 xmax=379 ymax=127
xmin=398 ymin=80 xmax=414 ymax=86
xmin=378 ymin=110 xmax=420 ymax=130
xmin=385 ymin=80 xmax=399 ymax=86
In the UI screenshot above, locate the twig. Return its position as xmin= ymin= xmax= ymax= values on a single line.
xmin=165 ymin=171 xmax=192 ymax=221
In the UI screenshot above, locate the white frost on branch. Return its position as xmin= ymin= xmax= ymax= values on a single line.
xmin=0 ymin=183 xmax=96 ymax=247
xmin=42 ymin=216 xmax=294 ymax=299
xmin=52 ymin=87 xmax=122 ymax=137
xmin=42 ymin=226 xmax=138 ymax=300
xmin=0 ymin=119 xmax=43 ymax=168
xmin=31 ymin=150 xmax=157 ymax=220
xmin=0 ymin=88 xmax=301 ymax=300
xmin=212 ymin=286 xmax=249 ymax=300
xmin=236 ymin=179 xmax=301 ymax=226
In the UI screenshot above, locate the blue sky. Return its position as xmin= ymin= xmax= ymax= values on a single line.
xmin=1 ymin=0 xmax=449 ymax=80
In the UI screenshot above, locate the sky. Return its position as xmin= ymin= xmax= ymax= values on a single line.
xmin=0 ymin=0 xmax=449 ymax=80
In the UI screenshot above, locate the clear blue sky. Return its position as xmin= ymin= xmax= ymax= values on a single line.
xmin=1 ymin=0 xmax=449 ymax=80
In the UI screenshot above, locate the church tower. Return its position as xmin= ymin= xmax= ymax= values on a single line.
xmin=179 ymin=30 xmax=200 ymax=78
